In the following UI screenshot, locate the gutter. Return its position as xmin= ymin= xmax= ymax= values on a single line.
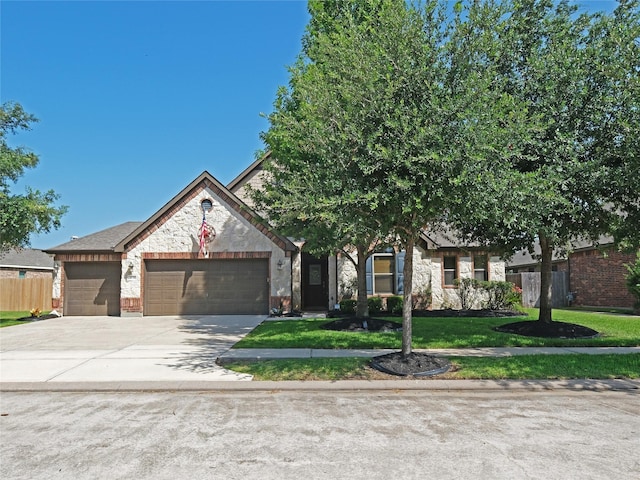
xmin=0 ymin=264 xmax=53 ymax=271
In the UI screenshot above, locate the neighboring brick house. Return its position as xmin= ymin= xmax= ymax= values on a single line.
xmin=567 ymin=245 xmax=636 ymax=309
xmin=507 ymin=238 xmax=638 ymax=309
xmin=0 ymin=249 xmax=54 ymax=311
xmin=43 ymin=163 xmax=507 ymax=317
xmin=0 ymin=249 xmax=54 ymax=279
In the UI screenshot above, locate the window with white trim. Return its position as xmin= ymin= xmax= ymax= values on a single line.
xmin=373 ymin=253 xmax=395 ymax=294
xmin=443 ymin=255 xmax=458 ymax=286
xmin=473 ymin=254 xmax=489 ymax=281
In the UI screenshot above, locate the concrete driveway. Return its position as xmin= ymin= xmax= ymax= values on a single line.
xmin=0 ymin=315 xmax=266 ymax=383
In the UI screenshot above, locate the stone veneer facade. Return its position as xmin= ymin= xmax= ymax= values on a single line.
xmin=123 ymin=184 xmax=291 ymax=316
xmin=335 ymin=247 xmax=505 ymax=310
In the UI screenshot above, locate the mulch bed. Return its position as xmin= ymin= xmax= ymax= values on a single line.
xmin=321 ymin=317 xmax=402 ymax=332
xmin=493 ymin=320 xmax=599 ymax=339
xmin=371 ymin=352 xmax=451 ymax=377
xmin=16 ymin=314 xmax=61 ymax=322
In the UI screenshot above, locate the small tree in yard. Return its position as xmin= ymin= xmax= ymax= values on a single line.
xmin=256 ymin=0 xmax=512 ymax=356
xmin=449 ymin=0 xmax=640 ymax=325
xmin=0 ymin=102 xmax=67 ymax=250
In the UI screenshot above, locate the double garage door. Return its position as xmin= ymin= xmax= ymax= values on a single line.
xmin=144 ymin=259 xmax=269 ymax=316
xmin=63 ymin=259 xmax=270 ymax=316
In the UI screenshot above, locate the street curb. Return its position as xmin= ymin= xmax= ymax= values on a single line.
xmin=1 ymin=379 xmax=638 ymax=393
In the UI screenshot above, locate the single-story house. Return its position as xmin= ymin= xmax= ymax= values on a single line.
xmin=507 ymin=237 xmax=638 ymax=309
xmin=0 ymin=248 xmax=54 ymax=311
xmin=44 ymin=163 xmax=506 ymax=316
xmin=0 ymin=248 xmax=54 ymax=279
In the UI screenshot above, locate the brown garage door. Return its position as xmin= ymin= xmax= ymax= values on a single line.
xmin=64 ymin=262 xmax=121 ymax=316
xmin=144 ymin=259 xmax=269 ymax=316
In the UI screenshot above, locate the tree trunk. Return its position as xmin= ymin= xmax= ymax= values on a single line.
xmin=355 ymin=245 xmax=369 ymax=319
xmin=401 ymin=236 xmax=414 ymax=356
xmin=538 ymin=233 xmax=554 ymax=324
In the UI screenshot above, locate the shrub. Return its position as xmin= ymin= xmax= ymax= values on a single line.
xmin=480 ymin=281 xmax=521 ymax=310
xmin=339 ymin=299 xmax=357 ymax=314
xmin=453 ymin=278 xmax=521 ymax=311
xmin=454 ymin=278 xmax=481 ymax=309
xmin=624 ymin=252 xmax=640 ymax=311
xmin=386 ymin=295 xmax=403 ymax=314
xmin=368 ymin=296 xmax=383 ymax=314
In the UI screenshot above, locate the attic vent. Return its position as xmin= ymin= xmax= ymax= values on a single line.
xmin=201 ymin=199 xmax=213 ymax=213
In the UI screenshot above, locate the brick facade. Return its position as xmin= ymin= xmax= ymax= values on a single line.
xmin=569 ymin=248 xmax=636 ymax=309
xmin=0 ymin=268 xmax=51 ymax=279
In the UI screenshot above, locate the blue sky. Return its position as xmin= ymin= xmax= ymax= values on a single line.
xmin=2 ymin=0 xmax=309 ymax=249
xmin=1 ymin=0 xmax=619 ymax=250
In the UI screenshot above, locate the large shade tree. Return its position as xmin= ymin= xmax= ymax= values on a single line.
xmin=0 ymin=102 xmax=67 ymax=250
xmin=255 ymin=0 xmax=509 ymax=354
xmin=449 ymin=0 xmax=640 ymax=323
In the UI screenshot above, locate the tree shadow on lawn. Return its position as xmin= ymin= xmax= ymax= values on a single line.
xmin=323 ymin=310 xmax=600 ymax=376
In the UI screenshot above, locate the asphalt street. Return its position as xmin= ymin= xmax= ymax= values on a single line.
xmin=1 ymin=389 xmax=638 ymax=480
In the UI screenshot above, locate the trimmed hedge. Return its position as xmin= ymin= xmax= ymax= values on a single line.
xmin=339 ymin=299 xmax=357 ymax=314
xmin=368 ymin=296 xmax=383 ymax=314
xmin=386 ymin=295 xmax=403 ymax=314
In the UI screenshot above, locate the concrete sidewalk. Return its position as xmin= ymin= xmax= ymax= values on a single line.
xmin=219 ymin=346 xmax=640 ymax=360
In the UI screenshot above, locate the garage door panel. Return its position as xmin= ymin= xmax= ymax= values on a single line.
xmin=144 ymin=259 xmax=269 ymax=315
xmin=64 ymin=262 xmax=121 ymax=316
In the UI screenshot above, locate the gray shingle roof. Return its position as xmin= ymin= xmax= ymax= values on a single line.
xmin=506 ymin=235 xmax=615 ymax=268
xmin=0 ymin=248 xmax=54 ymax=269
xmin=45 ymin=222 xmax=143 ymax=252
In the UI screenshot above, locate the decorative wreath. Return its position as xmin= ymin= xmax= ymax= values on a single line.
xmin=199 ymin=222 xmax=216 ymax=243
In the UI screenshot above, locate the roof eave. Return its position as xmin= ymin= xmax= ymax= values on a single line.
xmin=114 ymin=169 xmax=297 ymax=253
xmin=226 ymin=151 xmax=269 ymax=192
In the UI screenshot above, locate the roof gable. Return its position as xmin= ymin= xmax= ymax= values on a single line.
xmin=115 ymin=170 xmax=296 ymax=253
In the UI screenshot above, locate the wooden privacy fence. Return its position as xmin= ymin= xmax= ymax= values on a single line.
xmin=0 ymin=278 xmax=52 ymax=311
xmin=506 ymin=272 xmax=569 ymax=308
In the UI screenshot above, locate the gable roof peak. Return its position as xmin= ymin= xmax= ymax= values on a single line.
xmin=114 ymin=168 xmax=295 ymax=253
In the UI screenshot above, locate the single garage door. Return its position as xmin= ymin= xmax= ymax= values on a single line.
xmin=64 ymin=262 xmax=121 ymax=316
xmin=144 ymin=259 xmax=269 ymax=315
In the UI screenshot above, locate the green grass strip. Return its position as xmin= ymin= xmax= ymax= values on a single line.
xmin=223 ymin=354 xmax=640 ymax=381
xmin=0 ymin=311 xmax=38 ymax=328
xmin=450 ymin=353 xmax=640 ymax=379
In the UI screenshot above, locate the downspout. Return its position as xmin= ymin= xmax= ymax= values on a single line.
xmin=290 ymin=252 xmax=294 ymax=312
xmin=335 ymin=254 xmax=339 ymax=309
xmin=567 ymin=254 xmax=572 ymax=307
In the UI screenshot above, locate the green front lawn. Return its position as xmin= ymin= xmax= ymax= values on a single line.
xmin=234 ymin=309 xmax=640 ymax=349
xmin=0 ymin=311 xmax=32 ymax=328
xmin=224 ymin=353 xmax=640 ymax=381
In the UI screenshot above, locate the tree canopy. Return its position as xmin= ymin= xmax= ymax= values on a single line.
xmin=256 ymin=0 xmax=639 ymax=351
xmin=255 ymin=0 xmax=508 ymax=352
xmin=449 ymin=0 xmax=640 ymax=323
xmin=0 ymin=102 xmax=67 ymax=250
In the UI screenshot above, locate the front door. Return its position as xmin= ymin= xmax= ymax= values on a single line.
xmin=302 ymin=253 xmax=328 ymax=310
